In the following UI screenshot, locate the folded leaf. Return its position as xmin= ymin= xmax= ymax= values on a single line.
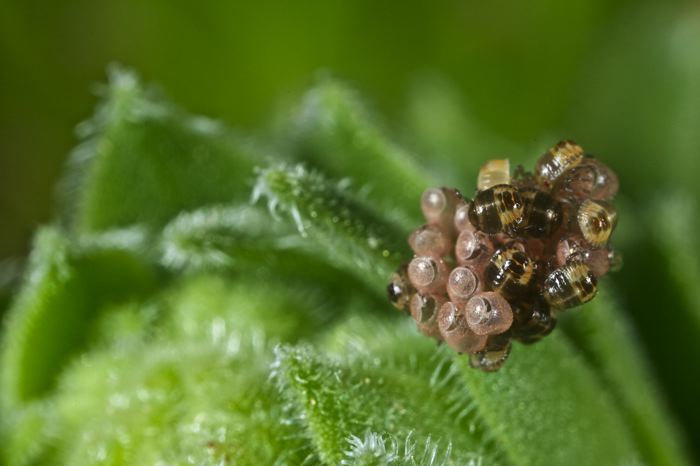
xmin=53 ymin=342 xmax=290 ymax=465
xmin=253 ymin=163 xmax=409 ymax=290
xmin=560 ymin=286 xmax=690 ymax=465
xmin=158 ymin=204 xmax=369 ymax=295
xmin=160 ymin=204 xmax=299 ymax=271
xmin=289 ymin=79 xmax=433 ymax=225
xmin=1 ymin=401 xmax=56 ymax=466
xmin=0 ymin=228 xmax=158 ymax=408
xmin=278 ymin=311 xmax=654 ymax=466
xmin=274 ymin=319 xmax=501 ymax=465
xmin=63 ymin=66 xmax=259 ymax=233
xmin=159 ymin=274 xmax=343 ymax=344
xmin=3 ymin=274 xmax=346 ymax=465
xmin=613 ymin=195 xmax=700 ymax=451
xmin=455 ymin=332 xmax=642 ymax=466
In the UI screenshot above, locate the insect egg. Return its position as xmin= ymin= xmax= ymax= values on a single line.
xmin=555 ymin=237 xmax=611 ymax=277
xmin=484 ymin=245 xmax=536 ymax=299
xmin=477 ymin=159 xmax=511 ymax=191
xmin=468 ymin=184 xmax=524 ymax=234
xmin=438 ymin=301 xmax=487 ymax=353
xmin=589 ymin=251 xmax=612 ymax=277
xmin=553 ymin=158 xmax=619 ymax=202
xmin=469 ymin=332 xmax=512 ymax=372
xmin=387 ymin=264 xmax=414 ymax=313
xmin=421 ymin=187 xmax=461 ymax=230
xmin=577 ymin=199 xmax=618 ymax=248
xmin=543 ymin=261 xmax=597 ymax=310
xmin=535 ymin=140 xmax=584 ymax=185
xmin=421 ymin=187 xmax=448 ymax=220
xmin=555 ymin=237 xmax=581 ymax=267
xmin=447 ymin=266 xmax=480 ymax=304
xmin=407 ymin=256 xmax=448 ymax=294
xmin=455 ymin=229 xmax=493 ymax=268
xmin=408 ymin=224 xmax=450 ymax=257
xmin=465 ymin=291 xmax=513 ymax=336
xmin=411 ymin=293 xmax=444 ymax=339
xmin=454 ymin=201 xmax=474 ymax=232
xmin=608 ymin=249 xmax=623 ymax=272
xmin=518 ymin=187 xmax=562 ymax=238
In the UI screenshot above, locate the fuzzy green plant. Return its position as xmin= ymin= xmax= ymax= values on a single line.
xmin=0 ymin=66 xmax=697 ymax=466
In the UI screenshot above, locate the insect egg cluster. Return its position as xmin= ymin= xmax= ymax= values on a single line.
xmin=387 ymin=141 xmax=621 ymax=371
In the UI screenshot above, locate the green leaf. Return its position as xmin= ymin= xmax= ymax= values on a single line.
xmin=63 ymin=66 xmax=259 ymax=233
xmin=622 ymin=195 xmax=700 ymax=448
xmin=455 ymin=332 xmax=642 ymax=466
xmin=52 ymin=342 xmax=290 ymax=466
xmin=0 ymin=228 xmax=158 ymax=408
xmin=158 ymin=204 xmax=363 ymax=292
xmin=289 ymin=79 xmax=434 ymax=224
xmin=159 ymin=204 xmax=300 ymax=271
xmin=4 ymin=274 xmax=347 ymax=465
xmin=277 ymin=309 xmax=670 ymax=466
xmin=649 ymin=196 xmax=700 ymax=329
xmin=560 ymin=286 xmax=691 ymax=465
xmin=602 ymin=194 xmax=700 ymax=456
xmin=253 ymin=163 xmax=409 ymax=291
xmin=158 ymin=274 xmax=343 ymax=344
xmin=1 ymin=401 xmax=56 ymax=466
xmin=273 ymin=318 xmax=501 ymax=465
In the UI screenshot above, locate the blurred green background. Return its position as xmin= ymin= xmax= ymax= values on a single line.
xmin=1 ymin=0 xmax=700 ymax=462
xmin=2 ymin=0 xmax=698 ymax=260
